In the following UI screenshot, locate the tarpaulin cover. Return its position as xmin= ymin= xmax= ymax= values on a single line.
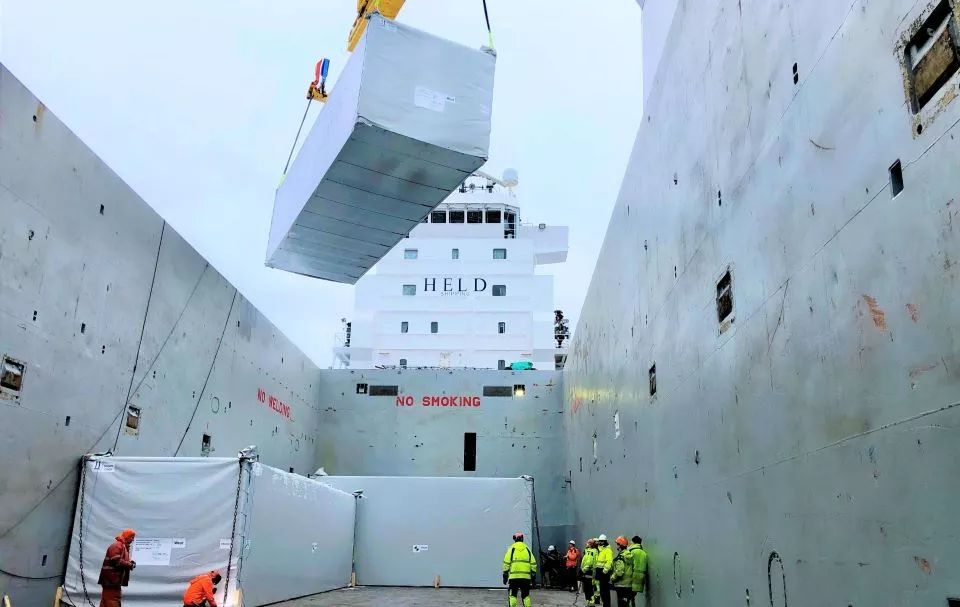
xmin=239 ymin=462 xmax=356 ymax=605
xmin=63 ymin=456 xmax=355 ymax=607
xmin=266 ymin=12 xmax=496 ymax=284
xmin=321 ymin=476 xmax=533 ymax=588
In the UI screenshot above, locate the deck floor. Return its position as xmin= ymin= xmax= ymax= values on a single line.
xmin=276 ymin=587 xmax=584 ymax=606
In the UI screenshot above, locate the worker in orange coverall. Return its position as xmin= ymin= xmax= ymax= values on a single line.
xmin=97 ymin=528 xmax=137 ymax=607
xmin=183 ymin=570 xmax=222 ymax=607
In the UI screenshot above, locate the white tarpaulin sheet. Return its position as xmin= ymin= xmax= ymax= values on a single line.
xmin=321 ymin=476 xmax=533 ymax=588
xmin=63 ymin=456 xmax=355 ymax=607
xmin=240 ymin=462 xmax=356 ymax=605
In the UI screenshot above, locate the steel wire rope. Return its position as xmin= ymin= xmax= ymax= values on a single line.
xmin=110 ymin=222 xmax=166 ymax=451
xmin=282 ymin=99 xmax=312 ymax=177
xmin=173 ymin=288 xmax=238 ymax=456
xmin=121 ymin=263 xmax=210 ymax=420
xmin=0 ymin=248 xmax=209 ymax=544
xmin=482 ymin=0 xmax=495 ymax=48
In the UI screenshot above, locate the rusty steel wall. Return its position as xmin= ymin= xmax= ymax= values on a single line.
xmin=565 ymin=0 xmax=960 ymax=605
xmin=315 ymin=368 xmax=571 ymax=549
xmin=0 ymin=65 xmax=322 ymax=604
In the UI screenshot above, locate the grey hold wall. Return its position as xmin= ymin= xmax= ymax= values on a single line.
xmin=564 ymin=1 xmax=960 ymax=606
xmin=0 ymin=64 xmax=322 ymax=604
xmin=315 ymin=368 xmax=571 ymax=551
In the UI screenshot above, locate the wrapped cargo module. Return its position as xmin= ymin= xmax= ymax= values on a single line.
xmin=63 ymin=455 xmax=356 ymax=607
xmin=266 ymin=13 xmax=497 ymax=284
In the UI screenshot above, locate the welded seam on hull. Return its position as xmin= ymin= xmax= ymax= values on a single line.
xmin=713 ymin=401 xmax=960 ymax=485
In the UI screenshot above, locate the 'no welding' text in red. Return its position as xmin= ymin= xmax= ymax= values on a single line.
xmin=257 ymin=388 xmax=291 ymax=418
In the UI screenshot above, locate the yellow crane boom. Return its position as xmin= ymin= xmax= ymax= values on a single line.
xmin=307 ymin=0 xmax=408 ymax=103
xmin=346 ymin=0 xmax=407 ymax=52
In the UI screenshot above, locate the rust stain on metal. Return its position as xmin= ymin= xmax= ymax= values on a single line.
xmin=914 ymin=556 xmax=932 ymax=575
xmin=937 ymin=84 xmax=959 ymax=110
xmin=571 ymin=396 xmax=584 ymax=415
xmin=906 ymin=303 xmax=919 ymax=322
xmin=861 ymin=295 xmax=887 ymax=331
xmin=33 ymin=103 xmax=46 ymax=128
xmin=719 ymin=318 xmax=733 ymax=335
xmin=908 ymin=362 xmax=939 ymax=379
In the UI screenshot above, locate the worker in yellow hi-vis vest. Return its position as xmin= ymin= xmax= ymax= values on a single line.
xmin=502 ymin=532 xmax=538 ymax=607
xmin=594 ymin=534 xmax=614 ymax=607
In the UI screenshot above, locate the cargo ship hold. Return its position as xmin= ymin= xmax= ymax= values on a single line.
xmin=3 ymin=0 xmax=960 ymax=605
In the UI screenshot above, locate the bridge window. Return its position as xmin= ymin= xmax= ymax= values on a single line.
xmin=467 ymin=210 xmax=483 ymax=224
xmin=431 ymin=210 xmax=447 ymax=223
xmin=486 ymin=210 xmax=502 ymax=223
xmin=403 ymin=249 xmax=418 ymax=260
xmin=449 ymin=210 xmax=465 ymax=223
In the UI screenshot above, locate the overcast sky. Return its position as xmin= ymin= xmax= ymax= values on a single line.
xmin=1 ymin=0 xmax=643 ymax=366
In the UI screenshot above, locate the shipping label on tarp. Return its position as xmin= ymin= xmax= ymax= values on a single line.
xmin=131 ymin=538 xmax=173 ymax=566
xmin=414 ymin=86 xmax=454 ymax=113
xmin=92 ymin=460 xmax=115 ymax=472
xmin=412 ymin=544 xmax=429 ymax=553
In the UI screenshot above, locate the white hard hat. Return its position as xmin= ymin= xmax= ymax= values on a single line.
xmin=548 ymin=545 xmax=555 ymax=551
xmin=569 ymin=540 xmax=576 ymax=544
xmin=598 ymin=534 xmax=608 ymax=541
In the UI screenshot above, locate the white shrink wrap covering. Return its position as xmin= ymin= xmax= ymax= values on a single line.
xmin=322 ymin=476 xmax=533 ymax=588
xmin=63 ymin=455 xmax=355 ymax=607
xmin=266 ymin=13 xmax=496 ymax=284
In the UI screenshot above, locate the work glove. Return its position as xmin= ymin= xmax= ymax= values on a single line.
xmin=502 ymin=572 xmax=508 ymax=585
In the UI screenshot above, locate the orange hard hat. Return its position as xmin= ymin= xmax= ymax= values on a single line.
xmin=615 ymin=536 xmax=628 ymax=547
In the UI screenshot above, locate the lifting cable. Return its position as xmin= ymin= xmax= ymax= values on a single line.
xmin=282 ymin=99 xmax=312 ymax=177
xmin=482 ymin=0 xmax=495 ymax=48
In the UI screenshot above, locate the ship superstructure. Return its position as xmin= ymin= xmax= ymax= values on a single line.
xmin=334 ymin=171 xmax=569 ymax=370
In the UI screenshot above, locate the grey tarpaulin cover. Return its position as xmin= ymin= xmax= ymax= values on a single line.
xmin=63 ymin=455 xmax=355 ymax=607
xmin=266 ymin=12 xmax=496 ymax=284
xmin=321 ymin=476 xmax=533 ymax=587
xmin=240 ymin=462 xmax=355 ymax=605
